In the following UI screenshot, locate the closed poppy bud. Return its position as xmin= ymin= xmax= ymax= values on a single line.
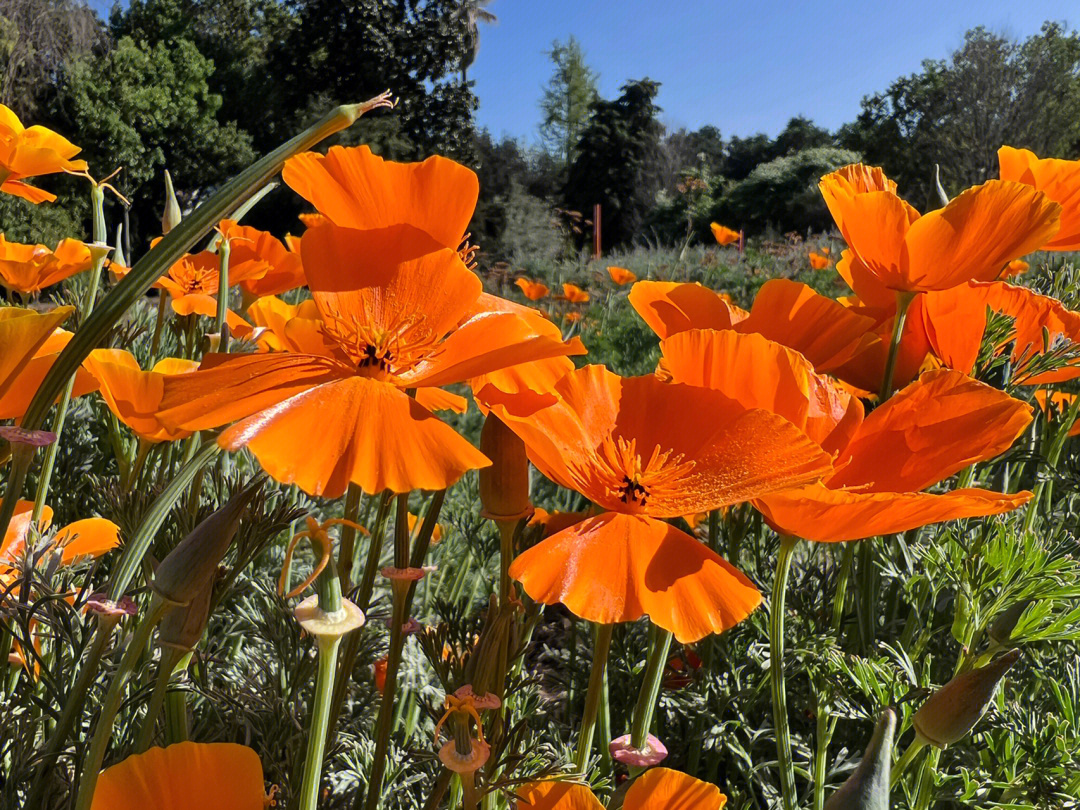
xmin=158 ymin=574 xmax=214 ymax=651
xmin=151 ymin=476 xmax=264 ymax=605
xmin=162 ymin=170 xmax=181 ymax=235
xmin=988 ymin=600 xmax=1031 ymax=646
xmin=913 ymin=649 xmax=1022 ymax=747
xmin=478 ymin=414 xmax=531 ymax=521
xmin=824 ymin=708 xmax=895 ymax=810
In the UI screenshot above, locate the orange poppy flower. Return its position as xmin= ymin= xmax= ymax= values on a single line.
xmin=156 ymin=224 xmax=585 ymax=498
xmin=516 ymin=767 xmax=726 ymax=810
xmin=407 ymin=511 xmax=443 ymax=543
xmin=999 ymin=145 xmax=1080 ymax=251
xmin=560 ymin=283 xmax=590 ymax=303
xmin=0 ymin=306 xmax=73 ymax=402
xmin=283 ymin=144 xmax=479 ymax=251
xmin=90 ymin=742 xmax=269 ymax=810
xmin=478 ymin=364 xmax=832 ymax=642
xmin=820 ymin=163 xmax=1060 ymax=293
xmin=1034 ymin=390 xmax=1080 ymax=437
xmin=516 ymin=278 xmax=550 ymax=301
xmin=3 ymin=501 xmax=120 ymax=575
xmin=1003 ymin=259 xmax=1029 ymax=278
xmin=0 ymin=326 xmax=98 ymax=419
xmin=217 ymin=219 xmax=306 ymax=300
xmin=608 ymin=266 xmax=637 ymax=285
xmin=244 ymin=295 xmax=326 ymax=354
xmin=629 ymin=281 xmax=748 ymax=339
xmin=0 ymin=104 xmax=88 ymax=204
xmin=156 ymin=249 xmax=255 ymax=334
xmin=659 ymin=330 xmax=1032 ymax=541
xmin=0 ymin=235 xmax=93 ymax=294
xmin=84 ymin=349 xmax=199 ymax=442
xmin=808 ymin=251 xmax=831 ymax=270
xmin=710 ymin=223 xmax=739 ymax=246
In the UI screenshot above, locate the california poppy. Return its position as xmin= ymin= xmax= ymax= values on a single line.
xmin=0 ymin=306 xmax=73 ymax=402
xmin=0 ymin=104 xmax=88 ymax=204
xmin=0 ymin=326 xmax=98 ymax=419
xmin=820 ymin=163 xmax=1060 ymax=293
xmin=660 ymin=329 xmax=1032 ymax=541
xmin=710 ymin=223 xmax=739 ymax=246
xmin=516 ymin=278 xmax=550 ymax=301
xmin=90 ymin=742 xmax=269 ymax=810
xmin=84 ymin=349 xmax=199 ymax=442
xmin=1034 ymin=390 xmax=1080 ymax=437
xmin=516 ymin=767 xmax=726 ymax=810
xmin=217 ymin=219 xmax=306 ymax=301
xmin=3 ymin=500 xmax=120 ymax=576
xmin=283 ymin=144 xmax=479 ymax=251
xmin=1003 ymin=259 xmax=1029 ymax=278
xmin=808 ymin=251 xmax=831 ymax=270
xmin=478 ymin=364 xmax=833 ymax=642
xmin=0 ymin=235 xmax=93 ymax=295
xmin=608 ymin=266 xmax=637 ymax=285
xmin=560 ymin=283 xmax=590 ymax=303
xmin=999 ymin=145 xmax=1080 ymax=251
xmin=156 ymin=249 xmax=257 ymax=334
xmin=157 ymin=223 xmax=585 ymax=498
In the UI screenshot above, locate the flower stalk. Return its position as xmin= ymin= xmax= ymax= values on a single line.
xmin=879 ymin=290 xmax=916 ymax=402
xmin=629 ymin=623 xmax=674 ymax=752
xmin=770 ymin=534 xmax=799 ymax=810
xmin=573 ymin=622 xmax=613 ymax=770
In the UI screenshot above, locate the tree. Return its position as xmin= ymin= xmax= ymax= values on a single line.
xmin=841 ymin=23 xmax=1080 ymax=206
xmin=457 ymin=0 xmax=497 ymax=84
xmin=0 ymin=0 xmax=102 ymax=119
xmin=721 ymin=133 xmax=772 ymax=181
xmin=565 ymin=78 xmax=662 ymax=249
xmin=770 ymin=115 xmax=832 ymax=158
xmin=539 ymin=36 xmax=598 ymax=173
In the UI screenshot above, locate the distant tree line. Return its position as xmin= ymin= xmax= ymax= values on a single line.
xmin=2 ymin=4 xmax=1080 ymax=260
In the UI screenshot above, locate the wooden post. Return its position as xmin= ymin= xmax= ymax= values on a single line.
xmin=593 ymin=203 xmax=602 ymax=259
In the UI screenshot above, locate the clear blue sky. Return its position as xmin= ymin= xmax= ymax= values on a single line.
xmin=470 ymin=0 xmax=1076 ymax=142
xmin=88 ymin=0 xmax=1075 ymax=142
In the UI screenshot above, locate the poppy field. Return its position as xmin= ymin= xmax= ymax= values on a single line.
xmin=3 ymin=92 xmax=1080 ymax=810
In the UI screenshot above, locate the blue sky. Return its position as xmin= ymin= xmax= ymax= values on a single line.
xmin=88 ymin=0 xmax=1075 ymax=142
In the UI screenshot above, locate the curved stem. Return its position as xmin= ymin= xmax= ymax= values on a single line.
xmin=812 ymin=694 xmax=830 ymax=810
xmin=891 ymin=734 xmax=928 ymax=788
xmin=135 ymin=646 xmax=186 ymax=752
xmin=878 ymin=291 xmax=916 ymax=402
xmin=770 ymin=534 xmax=799 ymax=810
xmin=361 ymin=593 xmax=407 ymax=810
xmin=630 ymin=624 xmax=673 ymax=750
xmin=215 ymin=238 xmax=231 ymax=353
xmin=573 ymin=623 xmax=613 ymax=771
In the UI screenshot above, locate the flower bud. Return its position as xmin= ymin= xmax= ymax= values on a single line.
xmin=824 ymin=708 xmax=895 ymax=810
xmin=162 ymin=170 xmax=181 ymax=234
xmin=988 ymin=600 xmax=1031 ymax=646
xmin=151 ymin=476 xmax=264 ymax=605
xmin=913 ymin=649 xmax=1021 ymax=747
xmin=158 ymin=574 xmax=214 ymax=651
xmin=478 ymin=414 xmax=531 ymax=521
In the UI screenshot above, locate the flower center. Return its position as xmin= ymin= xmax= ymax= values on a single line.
xmin=321 ymin=306 xmax=440 ymax=380
xmin=586 ymin=435 xmax=695 ymax=513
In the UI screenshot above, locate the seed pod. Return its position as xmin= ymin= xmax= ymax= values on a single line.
xmin=162 ymin=170 xmax=182 ymax=234
xmin=913 ymin=649 xmax=1022 ymax=747
xmin=478 ymin=414 xmax=531 ymax=521
xmin=824 ymin=708 xmax=895 ymax=810
xmin=988 ymin=600 xmax=1031 ymax=646
xmin=152 ymin=476 xmax=264 ymax=605
xmin=158 ymin=574 xmax=214 ymax=651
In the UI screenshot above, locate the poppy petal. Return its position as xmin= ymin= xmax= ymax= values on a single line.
xmin=999 ymin=145 xmax=1080 ymax=250
xmin=53 ymin=518 xmax=121 ymax=564
xmin=624 ymin=768 xmax=727 ymax=810
xmin=756 ymin=485 xmax=1032 ymax=543
xmin=829 ymin=369 xmax=1032 ymax=492
xmin=509 ymin=513 xmax=762 ymax=642
xmin=628 ymin=280 xmax=747 ymax=339
xmin=89 ymin=741 xmax=266 ymax=810
xmin=220 ymin=376 xmax=490 ymax=497
xmin=514 ymin=781 xmax=603 ymax=810
xmin=0 ymin=307 xmax=73 ymax=399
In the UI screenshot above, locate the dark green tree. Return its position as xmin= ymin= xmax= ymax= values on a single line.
xmin=721 ymin=133 xmax=772 ymax=181
xmin=539 ymin=35 xmax=598 ymax=173
xmin=565 ymin=78 xmax=662 ymax=249
xmin=770 ymin=115 xmax=833 ymax=158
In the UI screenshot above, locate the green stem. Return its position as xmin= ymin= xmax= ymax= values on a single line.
xmin=832 ymin=544 xmax=855 ymax=636
xmin=163 ymin=682 xmax=190 ymax=745
xmin=361 ymin=591 xmax=408 ymax=810
xmin=149 ymin=292 xmax=168 ymax=363
xmin=299 ymin=635 xmax=343 ymax=810
xmin=891 ymin=734 xmax=928 ymax=788
xmin=73 ymin=596 xmax=171 ymax=810
xmin=338 ymin=483 xmax=364 ymax=590
xmin=630 ymin=623 xmax=674 ymax=750
xmin=912 ymin=747 xmax=940 ymax=810
xmin=813 ymin=695 xmax=830 ymax=810
xmin=497 ymin=520 xmax=515 ymax=603
xmin=878 ymin=291 xmax=916 ymax=402
xmin=770 ymin=534 xmax=799 ymax=810
xmin=215 ymin=238 xmax=231 ymax=353
xmin=135 ymin=646 xmax=186 ymax=752
xmin=573 ymin=623 xmax=613 ymax=771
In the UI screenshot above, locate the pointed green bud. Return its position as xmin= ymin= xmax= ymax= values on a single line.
xmin=988 ymin=600 xmax=1031 ymax=646
xmin=934 ymin=164 xmax=949 ymax=208
xmin=913 ymin=649 xmax=1021 ymax=747
xmin=162 ymin=170 xmax=182 ymax=234
xmin=113 ymin=223 xmax=126 ymax=268
xmin=824 ymin=708 xmax=895 ymax=810
xmin=158 ymin=573 xmax=214 ymax=651
xmin=151 ymin=476 xmax=264 ymax=605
